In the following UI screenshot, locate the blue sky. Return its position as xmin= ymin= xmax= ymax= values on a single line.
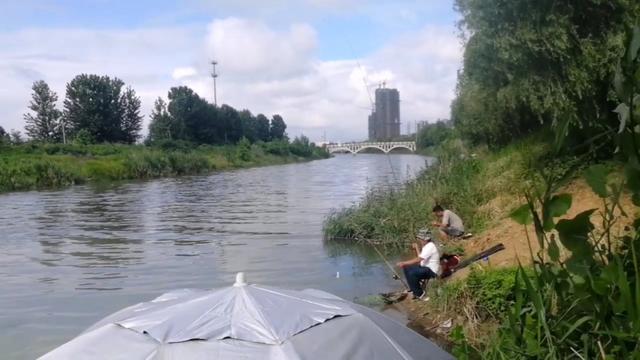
xmin=0 ymin=0 xmax=461 ymax=141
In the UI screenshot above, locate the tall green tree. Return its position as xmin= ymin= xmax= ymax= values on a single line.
xmin=270 ymin=114 xmax=287 ymax=140
xmin=416 ymin=120 xmax=453 ymax=149
xmin=239 ymin=110 xmax=258 ymax=142
xmin=218 ymin=104 xmax=243 ymax=143
xmin=9 ymin=130 xmax=23 ymax=145
xmin=255 ymin=114 xmax=270 ymax=142
xmin=147 ymin=97 xmax=174 ymax=143
xmin=452 ymin=0 xmax=640 ymax=150
xmin=119 ymin=86 xmax=143 ymax=144
xmin=63 ymin=74 xmax=125 ymax=143
xmin=23 ymin=80 xmax=62 ymax=142
xmin=167 ymin=86 xmax=211 ymax=143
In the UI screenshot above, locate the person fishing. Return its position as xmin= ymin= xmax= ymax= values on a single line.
xmin=431 ymin=205 xmax=465 ymax=240
xmin=396 ymin=229 xmax=440 ymax=301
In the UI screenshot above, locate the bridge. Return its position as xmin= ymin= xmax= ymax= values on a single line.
xmin=325 ymin=141 xmax=416 ymax=154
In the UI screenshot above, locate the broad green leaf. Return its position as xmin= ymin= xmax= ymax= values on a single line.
xmin=510 ymin=204 xmax=532 ymax=225
xmin=548 ymin=193 xmax=572 ymax=217
xmin=584 ymin=164 xmax=609 ymax=198
xmin=613 ymin=103 xmax=630 ymax=134
xmin=543 ymin=194 xmax=572 ymax=231
xmin=556 ymin=209 xmax=596 ymax=258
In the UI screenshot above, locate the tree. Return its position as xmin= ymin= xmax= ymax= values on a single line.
xmin=23 ymin=80 xmax=62 ymax=142
xmin=239 ymin=110 xmax=258 ymax=142
xmin=416 ymin=120 xmax=453 ymax=149
xmin=119 ymin=86 xmax=143 ymax=144
xmin=270 ymin=114 xmax=287 ymax=140
xmin=218 ymin=104 xmax=243 ymax=143
xmin=167 ymin=86 xmax=212 ymax=143
xmin=290 ymin=135 xmax=312 ymax=157
xmin=256 ymin=114 xmax=270 ymax=142
xmin=9 ymin=129 xmax=24 ymax=145
xmin=63 ymin=74 xmax=125 ymax=143
xmin=452 ymin=0 xmax=640 ymax=150
xmin=147 ymin=98 xmax=174 ymax=143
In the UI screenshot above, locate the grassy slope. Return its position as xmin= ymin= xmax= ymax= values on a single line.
xmin=0 ymin=142 xmax=328 ymax=193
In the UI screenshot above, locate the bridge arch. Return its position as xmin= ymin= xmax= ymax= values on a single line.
xmin=387 ymin=145 xmax=414 ymax=153
xmin=354 ymin=145 xmax=386 ymax=154
xmin=326 ymin=146 xmax=355 ymax=154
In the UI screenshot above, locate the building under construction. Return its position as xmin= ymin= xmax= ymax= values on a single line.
xmin=368 ymin=86 xmax=400 ymax=141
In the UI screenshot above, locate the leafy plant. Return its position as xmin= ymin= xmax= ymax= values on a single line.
xmin=461 ymin=27 xmax=640 ymax=359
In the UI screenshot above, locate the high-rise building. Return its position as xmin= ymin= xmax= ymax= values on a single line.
xmin=368 ymin=87 xmax=400 ymax=141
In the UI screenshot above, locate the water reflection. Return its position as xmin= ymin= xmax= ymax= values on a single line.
xmin=0 ymin=154 xmax=430 ymax=360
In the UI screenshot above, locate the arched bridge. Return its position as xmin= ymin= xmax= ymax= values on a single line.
xmin=325 ymin=141 xmax=416 ymax=154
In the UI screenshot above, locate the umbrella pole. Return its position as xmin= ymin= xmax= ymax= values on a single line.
xmin=364 ymin=239 xmax=409 ymax=290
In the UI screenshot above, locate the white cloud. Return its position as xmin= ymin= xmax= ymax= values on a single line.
xmin=172 ymin=67 xmax=198 ymax=80
xmin=0 ymin=19 xmax=462 ymax=142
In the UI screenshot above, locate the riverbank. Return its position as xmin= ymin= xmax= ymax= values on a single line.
xmin=324 ymin=135 xmax=638 ymax=356
xmin=323 ymin=136 xmax=549 ymax=247
xmin=0 ymin=140 xmax=329 ymax=193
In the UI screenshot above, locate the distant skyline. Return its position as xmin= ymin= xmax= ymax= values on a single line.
xmin=0 ymin=0 xmax=462 ymax=142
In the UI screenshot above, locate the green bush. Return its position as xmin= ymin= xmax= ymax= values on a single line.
xmin=465 ymin=267 xmax=520 ymax=319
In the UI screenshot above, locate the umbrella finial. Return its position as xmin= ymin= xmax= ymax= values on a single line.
xmin=234 ymin=272 xmax=247 ymax=287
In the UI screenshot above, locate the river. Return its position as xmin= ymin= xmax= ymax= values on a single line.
xmin=0 ymin=153 xmax=430 ymax=359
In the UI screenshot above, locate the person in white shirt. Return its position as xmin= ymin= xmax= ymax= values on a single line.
xmin=431 ymin=205 xmax=465 ymax=240
xmin=396 ymin=228 xmax=440 ymax=300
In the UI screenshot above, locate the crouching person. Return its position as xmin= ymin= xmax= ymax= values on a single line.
xmin=396 ymin=229 xmax=440 ymax=301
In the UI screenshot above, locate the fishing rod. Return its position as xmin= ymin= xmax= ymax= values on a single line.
xmin=361 ymin=238 xmax=409 ymax=290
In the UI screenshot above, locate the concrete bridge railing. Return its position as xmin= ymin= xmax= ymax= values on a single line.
xmin=325 ymin=141 xmax=416 ymax=154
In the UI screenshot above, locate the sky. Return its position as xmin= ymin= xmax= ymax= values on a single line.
xmin=0 ymin=0 xmax=462 ymax=142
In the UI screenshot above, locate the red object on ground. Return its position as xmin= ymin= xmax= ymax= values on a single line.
xmin=439 ymin=254 xmax=460 ymax=279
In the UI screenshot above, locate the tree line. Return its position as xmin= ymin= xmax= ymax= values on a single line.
xmin=146 ymin=86 xmax=286 ymax=145
xmin=8 ymin=74 xmax=289 ymax=146
xmin=451 ymin=0 xmax=640 ymax=153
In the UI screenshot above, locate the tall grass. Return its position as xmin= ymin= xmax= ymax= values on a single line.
xmin=0 ymin=141 xmax=329 ymax=193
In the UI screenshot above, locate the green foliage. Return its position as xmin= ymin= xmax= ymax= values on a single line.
xmin=23 ymin=80 xmax=62 ymax=142
xmin=150 ymin=87 xmax=290 ymax=147
xmin=416 ymin=120 xmax=453 ymax=150
xmin=289 ymin=135 xmax=312 ymax=157
xmin=0 ymin=141 xmax=325 ymax=193
xmin=63 ymin=74 xmax=142 ymax=144
xmin=452 ymin=0 xmax=640 ymax=150
xmin=236 ymin=137 xmax=252 ymax=162
xmin=255 ymin=114 xmax=271 ymax=142
xmin=434 ymin=267 xmax=522 ymax=324
xmin=459 ymin=30 xmax=640 ymax=358
xmin=269 ymin=114 xmax=287 ymax=140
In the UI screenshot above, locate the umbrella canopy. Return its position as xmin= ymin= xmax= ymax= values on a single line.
xmin=39 ymin=273 xmax=453 ymax=360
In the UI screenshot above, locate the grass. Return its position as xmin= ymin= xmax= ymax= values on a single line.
xmin=323 ymin=135 xmax=550 ymax=247
xmin=0 ymin=141 xmax=329 ymax=193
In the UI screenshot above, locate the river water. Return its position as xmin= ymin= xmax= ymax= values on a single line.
xmin=0 ymin=154 xmax=430 ymax=359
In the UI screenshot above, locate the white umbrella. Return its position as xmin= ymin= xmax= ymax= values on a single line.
xmin=39 ymin=273 xmax=453 ymax=360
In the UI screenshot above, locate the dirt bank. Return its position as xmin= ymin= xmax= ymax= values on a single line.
xmin=394 ymin=178 xmax=636 ymax=344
